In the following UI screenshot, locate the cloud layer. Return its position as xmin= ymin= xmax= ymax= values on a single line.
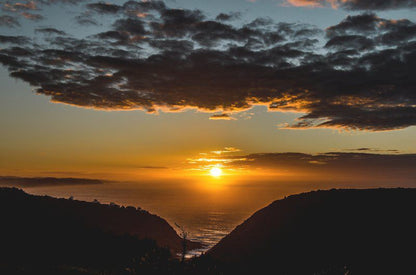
xmin=286 ymin=0 xmax=416 ymax=10
xmin=0 ymin=2 xmax=416 ymax=131
xmin=203 ymin=151 xmax=416 ymax=183
xmin=1 ymin=0 xmax=88 ymax=25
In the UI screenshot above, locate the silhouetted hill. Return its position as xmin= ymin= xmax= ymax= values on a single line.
xmin=0 ymin=176 xmax=104 ymax=187
xmin=0 ymin=188 xmax=201 ymax=256
xmin=2 ymin=188 xmax=415 ymax=275
xmin=208 ymin=188 xmax=416 ymax=274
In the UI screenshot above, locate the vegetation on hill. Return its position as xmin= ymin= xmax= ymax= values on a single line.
xmin=0 ymin=188 xmax=200 ymax=270
xmin=209 ymin=188 xmax=416 ymax=274
xmin=1 ymin=187 xmax=415 ymax=274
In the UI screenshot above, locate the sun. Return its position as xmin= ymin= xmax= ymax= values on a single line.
xmin=209 ymin=167 xmax=222 ymax=177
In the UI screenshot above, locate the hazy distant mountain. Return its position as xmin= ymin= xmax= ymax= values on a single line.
xmin=0 ymin=176 xmax=104 ymax=187
xmin=0 ymin=188 xmax=201 ymax=257
xmin=208 ymin=189 xmax=416 ymax=274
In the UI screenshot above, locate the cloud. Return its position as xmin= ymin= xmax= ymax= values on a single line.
xmin=86 ymin=2 xmax=122 ymax=14
xmin=223 ymin=152 xmax=416 ymax=182
xmin=232 ymin=152 xmax=416 ymax=167
xmin=137 ymin=166 xmax=168 ymax=169
xmin=35 ymin=27 xmax=66 ymax=35
xmin=342 ymin=148 xmax=400 ymax=153
xmin=285 ymin=0 xmax=328 ymax=8
xmin=0 ymin=176 xmax=103 ymax=187
xmin=75 ymin=12 xmax=99 ymax=26
xmin=187 ymin=150 xmax=416 ymax=183
xmin=0 ymin=3 xmax=415 ymax=131
xmin=0 ymin=15 xmax=20 ymax=27
xmin=0 ymin=0 xmax=87 ymax=25
xmin=0 ymin=35 xmax=30 ymax=44
xmin=211 ymin=147 xmax=242 ymax=155
xmin=2 ymin=1 xmax=39 ymax=12
xmin=113 ymin=18 xmax=148 ymax=35
xmin=325 ymin=35 xmax=375 ymax=50
xmin=21 ymin=11 xmax=43 ymax=21
xmin=284 ymin=0 xmax=416 ymax=10
xmin=209 ymin=114 xmax=236 ymax=120
xmin=215 ymin=12 xmax=241 ymax=22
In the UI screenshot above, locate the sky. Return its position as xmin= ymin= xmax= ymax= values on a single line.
xmin=0 ymin=0 xmax=415 ymax=182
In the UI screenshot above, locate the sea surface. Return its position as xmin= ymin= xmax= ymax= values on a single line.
xmin=19 ymin=179 xmax=404 ymax=255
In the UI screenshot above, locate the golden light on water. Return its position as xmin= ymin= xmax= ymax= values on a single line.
xmin=209 ymin=167 xmax=223 ymax=177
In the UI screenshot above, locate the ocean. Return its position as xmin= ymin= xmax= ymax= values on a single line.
xmin=20 ymin=179 xmax=402 ymax=255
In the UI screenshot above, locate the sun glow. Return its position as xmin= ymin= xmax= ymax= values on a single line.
xmin=209 ymin=167 xmax=222 ymax=177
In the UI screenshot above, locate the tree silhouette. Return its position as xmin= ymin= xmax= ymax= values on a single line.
xmin=175 ymin=223 xmax=189 ymax=263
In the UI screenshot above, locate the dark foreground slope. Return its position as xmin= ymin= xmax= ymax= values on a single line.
xmin=0 ymin=188 xmax=200 ymax=256
xmin=209 ymin=188 xmax=416 ymax=275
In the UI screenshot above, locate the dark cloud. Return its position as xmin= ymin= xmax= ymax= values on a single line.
xmin=286 ymin=0 xmax=416 ymax=10
xmin=191 ymin=21 xmax=244 ymax=47
xmin=38 ymin=0 xmax=87 ymax=4
xmin=193 ymin=150 xmax=416 ymax=183
xmin=86 ymin=2 xmax=122 ymax=14
xmin=0 ymin=35 xmax=30 ymax=44
xmin=342 ymin=148 xmax=400 ymax=153
xmin=0 ymin=0 xmax=88 ymax=24
xmin=325 ymin=35 xmax=374 ymax=50
xmin=326 ymin=13 xmax=380 ymax=38
xmin=148 ymin=39 xmax=194 ymax=53
xmin=209 ymin=113 xmax=235 ymax=120
xmin=113 ymin=18 xmax=148 ymax=35
xmin=21 ymin=11 xmax=43 ymax=21
xmin=138 ymin=166 xmax=168 ymax=169
xmin=75 ymin=12 xmax=99 ymax=26
xmin=224 ymin=152 xmax=416 ymax=182
xmin=151 ymin=8 xmax=205 ymax=38
xmin=0 ymin=4 xmax=415 ymax=131
xmin=0 ymin=46 xmax=33 ymax=57
xmin=244 ymin=17 xmax=274 ymax=28
xmin=326 ymin=12 xmax=416 ymax=46
xmin=122 ymin=0 xmax=166 ymax=13
xmin=35 ymin=27 xmax=66 ymax=35
xmin=78 ymin=0 xmax=167 ymax=22
xmin=339 ymin=0 xmax=416 ymax=10
xmin=215 ymin=12 xmax=241 ymax=22
xmin=2 ymin=1 xmax=39 ymax=12
xmin=0 ymin=176 xmax=103 ymax=187
xmin=0 ymin=15 xmax=20 ymax=27
xmin=93 ymin=30 xmax=133 ymax=45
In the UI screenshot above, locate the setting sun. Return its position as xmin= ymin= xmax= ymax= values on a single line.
xmin=210 ymin=167 xmax=223 ymax=177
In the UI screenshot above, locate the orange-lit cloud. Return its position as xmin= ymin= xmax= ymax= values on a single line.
xmin=285 ymin=0 xmax=328 ymax=8
xmin=1 ymin=0 xmax=85 ymax=24
xmin=209 ymin=114 xmax=236 ymax=120
xmin=3 ymin=1 xmax=38 ymax=12
xmin=220 ymin=152 xmax=416 ymax=183
xmin=186 ymin=148 xmax=247 ymax=176
xmin=20 ymin=12 xmax=43 ymax=21
xmin=211 ymin=147 xmax=242 ymax=155
xmin=184 ymin=149 xmax=416 ymax=184
xmin=284 ymin=0 xmax=416 ymax=10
